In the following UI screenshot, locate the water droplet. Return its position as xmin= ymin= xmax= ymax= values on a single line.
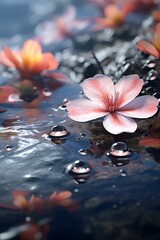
xmin=49 ymin=125 xmax=70 ymax=139
xmin=5 ymin=145 xmax=13 ymax=152
xmin=74 ymin=188 xmax=79 ymax=192
xmin=58 ymin=98 xmax=70 ymax=110
xmin=26 ymin=216 xmax=31 ymax=222
xmin=112 ymin=158 xmax=130 ymax=166
xmin=66 ymin=160 xmax=91 ymax=174
xmin=146 ymin=60 xmax=156 ymax=69
xmin=42 ymin=88 xmax=52 ymax=97
xmin=80 ymin=133 xmax=86 ymax=137
xmin=147 ymin=69 xmax=158 ymax=81
xmin=51 ymin=138 xmax=66 ymax=144
xmin=153 ymin=92 xmax=160 ymax=100
xmin=119 ymin=169 xmax=127 ymax=177
xmin=110 ymin=142 xmax=131 ymax=157
xmin=65 ymin=161 xmax=91 ymax=184
xmin=112 ymin=204 xmax=117 ymax=209
xmin=8 ymin=93 xmax=22 ymax=102
xmin=78 ymin=149 xmax=88 ymax=156
xmin=23 ymin=174 xmax=41 ymax=182
xmin=76 ymin=137 xmax=81 ymax=141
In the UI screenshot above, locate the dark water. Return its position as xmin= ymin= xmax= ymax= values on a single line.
xmin=0 ymin=0 xmax=160 ymax=239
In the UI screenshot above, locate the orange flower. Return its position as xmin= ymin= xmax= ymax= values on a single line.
xmin=13 ymin=190 xmax=46 ymax=212
xmin=0 ymin=190 xmax=79 ymax=213
xmin=93 ymin=4 xmax=129 ymax=30
xmin=137 ymin=23 xmax=160 ymax=58
xmin=0 ymin=39 xmax=59 ymax=78
xmin=49 ymin=191 xmax=79 ymax=211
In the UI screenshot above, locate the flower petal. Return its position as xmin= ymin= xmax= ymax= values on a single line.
xmin=43 ymin=53 xmax=59 ymax=70
xmin=115 ymin=74 xmax=144 ymax=107
xmin=137 ymin=40 xmax=159 ymax=57
xmin=156 ymin=23 xmax=160 ymax=37
xmin=118 ymin=95 xmax=159 ymax=118
xmin=82 ymin=74 xmax=115 ymax=103
xmin=103 ymin=113 xmax=137 ymax=134
xmin=22 ymin=40 xmax=42 ymax=55
xmin=0 ymin=50 xmax=15 ymax=67
xmin=3 ymin=47 xmax=21 ymax=67
xmin=67 ymin=99 xmax=107 ymax=122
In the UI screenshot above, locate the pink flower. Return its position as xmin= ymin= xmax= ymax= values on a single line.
xmin=67 ymin=74 xmax=159 ymax=135
xmin=137 ymin=23 xmax=160 ymax=58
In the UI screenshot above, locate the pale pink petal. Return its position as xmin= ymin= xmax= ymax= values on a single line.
xmin=118 ymin=95 xmax=159 ymax=118
xmin=67 ymin=99 xmax=107 ymax=122
xmin=103 ymin=113 xmax=137 ymax=134
xmin=137 ymin=40 xmax=159 ymax=57
xmin=82 ymin=74 xmax=115 ymax=103
xmin=115 ymin=74 xmax=144 ymax=108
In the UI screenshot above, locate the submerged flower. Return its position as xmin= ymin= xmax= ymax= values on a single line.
xmin=36 ymin=5 xmax=89 ymax=44
xmin=0 ymin=39 xmax=59 ymax=78
xmin=93 ymin=3 xmax=130 ymax=30
xmin=13 ymin=191 xmax=45 ymax=211
xmin=67 ymin=74 xmax=158 ymax=135
xmin=0 ymin=190 xmax=78 ymax=213
xmin=137 ymin=23 xmax=160 ymax=58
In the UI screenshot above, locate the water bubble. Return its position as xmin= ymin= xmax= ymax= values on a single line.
xmin=119 ymin=169 xmax=127 ymax=177
xmin=112 ymin=158 xmax=130 ymax=167
xmin=23 ymin=174 xmax=41 ymax=182
xmin=5 ymin=145 xmax=13 ymax=152
xmin=42 ymin=88 xmax=52 ymax=97
xmin=76 ymin=137 xmax=81 ymax=141
xmin=110 ymin=142 xmax=131 ymax=157
xmin=147 ymin=69 xmax=158 ymax=81
xmin=8 ymin=93 xmax=22 ymax=102
xmin=73 ymin=175 xmax=90 ymax=184
xmin=66 ymin=160 xmax=91 ymax=175
xmin=51 ymin=138 xmax=66 ymax=144
xmin=58 ymin=98 xmax=70 ymax=110
xmin=49 ymin=125 xmax=70 ymax=139
xmin=146 ymin=60 xmax=156 ymax=69
xmin=26 ymin=216 xmax=31 ymax=222
xmin=65 ymin=161 xmax=91 ymax=184
xmin=78 ymin=149 xmax=88 ymax=156
xmin=153 ymin=92 xmax=160 ymax=100
xmin=80 ymin=133 xmax=86 ymax=137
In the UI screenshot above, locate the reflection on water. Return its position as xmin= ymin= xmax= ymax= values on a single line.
xmin=0 ymin=0 xmax=160 ymax=239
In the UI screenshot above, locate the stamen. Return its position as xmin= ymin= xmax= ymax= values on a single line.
xmin=102 ymin=91 xmax=119 ymax=112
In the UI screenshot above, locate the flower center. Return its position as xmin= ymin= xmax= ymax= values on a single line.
xmin=102 ymin=91 xmax=119 ymax=113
